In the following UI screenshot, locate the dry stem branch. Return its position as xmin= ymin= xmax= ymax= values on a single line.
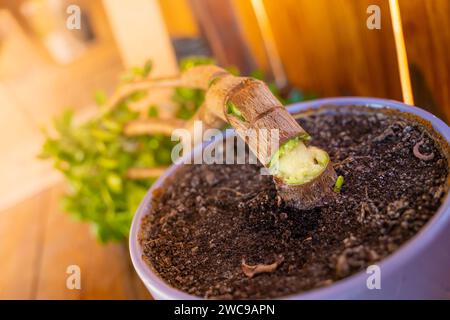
xmin=126 ymin=167 xmax=169 ymax=179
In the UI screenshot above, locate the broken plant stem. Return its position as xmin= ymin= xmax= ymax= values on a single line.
xmin=184 ymin=65 xmax=337 ymax=209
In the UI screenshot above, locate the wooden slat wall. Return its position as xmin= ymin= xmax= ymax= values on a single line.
xmin=232 ymin=0 xmax=270 ymax=72
xmin=235 ymin=0 xmax=403 ymax=99
xmin=399 ymin=0 xmax=450 ymax=123
xmin=158 ymin=0 xmax=199 ymax=37
xmin=164 ymin=0 xmax=449 ymax=122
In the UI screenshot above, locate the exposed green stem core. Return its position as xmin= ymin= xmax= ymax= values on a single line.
xmin=226 ymin=101 xmax=246 ymax=122
xmin=269 ymin=136 xmax=330 ymax=185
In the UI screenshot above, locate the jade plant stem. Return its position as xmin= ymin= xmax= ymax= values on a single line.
xmin=120 ymin=65 xmax=337 ymax=209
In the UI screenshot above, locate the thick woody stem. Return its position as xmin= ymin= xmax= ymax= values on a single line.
xmin=220 ymin=78 xmax=307 ymax=164
xmin=190 ymin=66 xmax=337 ymax=209
xmin=274 ymin=162 xmax=337 ymax=209
xmin=182 ymin=103 xmax=227 ymax=149
xmin=107 ymin=65 xmax=337 ymax=209
xmin=101 ymin=65 xmax=225 ymax=114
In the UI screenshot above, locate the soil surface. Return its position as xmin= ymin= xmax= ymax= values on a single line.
xmin=139 ymin=106 xmax=449 ymax=299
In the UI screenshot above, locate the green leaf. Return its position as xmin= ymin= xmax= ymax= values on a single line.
xmin=147 ymin=105 xmax=159 ymax=118
xmin=54 ymin=109 xmax=74 ymax=133
xmin=141 ymin=60 xmax=153 ymax=77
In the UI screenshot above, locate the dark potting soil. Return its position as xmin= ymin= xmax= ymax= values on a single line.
xmin=139 ymin=106 xmax=449 ymax=299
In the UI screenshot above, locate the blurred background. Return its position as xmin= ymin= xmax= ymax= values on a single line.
xmin=0 ymin=0 xmax=448 ymax=299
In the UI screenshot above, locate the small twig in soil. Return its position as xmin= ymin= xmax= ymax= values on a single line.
xmin=216 ymin=187 xmax=244 ymax=196
xmin=359 ymin=202 xmax=370 ymax=223
xmin=233 ymin=188 xmax=274 ymax=201
xmin=335 ymin=252 xmax=349 ymax=277
xmin=276 ymin=195 xmax=283 ymax=207
xmin=358 ymin=201 xmax=379 ymax=223
xmin=373 ymin=127 xmax=395 ymax=142
xmin=413 ymin=140 xmax=434 ymax=161
xmin=241 ymin=256 xmax=284 ymax=278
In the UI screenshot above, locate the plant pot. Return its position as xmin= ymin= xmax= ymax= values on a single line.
xmin=130 ymin=97 xmax=450 ymax=299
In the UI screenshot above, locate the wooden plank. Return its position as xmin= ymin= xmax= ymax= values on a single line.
xmin=0 ymin=85 xmax=61 ymax=211
xmin=239 ymin=0 xmax=403 ymax=99
xmin=0 ymin=183 xmax=151 ymax=299
xmin=0 ymin=185 xmax=151 ymax=300
xmin=0 ymin=187 xmax=50 ymax=299
xmin=33 ymin=185 xmax=152 ymax=299
xmin=82 ymin=241 xmax=151 ymax=300
xmin=0 ymin=45 xmax=122 ymax=209
xmin=399 ymin=0 xmax=450 ymax=123
xmin=33 ymin=186 xmax=86 ymax=299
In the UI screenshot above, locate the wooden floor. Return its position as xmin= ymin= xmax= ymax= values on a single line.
xmin=0 ymin=183 xmax=151 ymax=300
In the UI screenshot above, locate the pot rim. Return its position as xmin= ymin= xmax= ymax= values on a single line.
xmin=129 ymin=97 xmax=450 ymax=300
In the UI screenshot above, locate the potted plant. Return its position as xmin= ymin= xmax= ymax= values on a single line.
xmin=130 ymin=66 xmax=450 ymax=299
